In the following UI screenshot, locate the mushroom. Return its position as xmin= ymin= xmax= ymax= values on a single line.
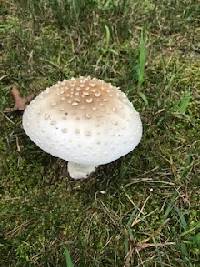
xmin=22 ymin=77 xmax=142 ymax=179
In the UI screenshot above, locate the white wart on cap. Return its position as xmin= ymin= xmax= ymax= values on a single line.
xmin=23 ymin=77 xmax=142 ymax=179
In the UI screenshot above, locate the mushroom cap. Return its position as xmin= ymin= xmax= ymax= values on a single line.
xmin=23 ymin=77 xmax=142 ymax=165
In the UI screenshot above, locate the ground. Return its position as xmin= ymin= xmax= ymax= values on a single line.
xmin=0 ymin=0 xmax=200 ymax=266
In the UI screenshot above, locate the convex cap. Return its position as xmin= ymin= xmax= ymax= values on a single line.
xmin=23 ymin=77 xmax=142 ymax=179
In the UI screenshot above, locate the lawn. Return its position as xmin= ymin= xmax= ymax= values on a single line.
xmin=0 ymin=0 xmax=200 ymax=266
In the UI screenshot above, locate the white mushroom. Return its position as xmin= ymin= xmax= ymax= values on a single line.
xmin=22 ymin=77 xmax=142 ymax=179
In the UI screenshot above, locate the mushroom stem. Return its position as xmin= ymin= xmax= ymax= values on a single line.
xmin=68 ymin=162 xmax=96 ymax=179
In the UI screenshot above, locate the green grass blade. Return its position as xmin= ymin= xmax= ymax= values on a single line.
xmin=64 ymin=248 xmax=74 ymax=267
xmin=176 ymin=91 xmax=191 ymax=114
xmin=138 ymin=28 xmax=146 ymax=87
xmin=104 ymin=24 xmax=111 ymax=50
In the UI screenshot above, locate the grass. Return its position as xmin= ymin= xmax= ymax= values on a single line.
xmin=64 ymin=247 xmax=74 ymax=267
xmin=0 ymin=0 xmax=200 ymax=266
